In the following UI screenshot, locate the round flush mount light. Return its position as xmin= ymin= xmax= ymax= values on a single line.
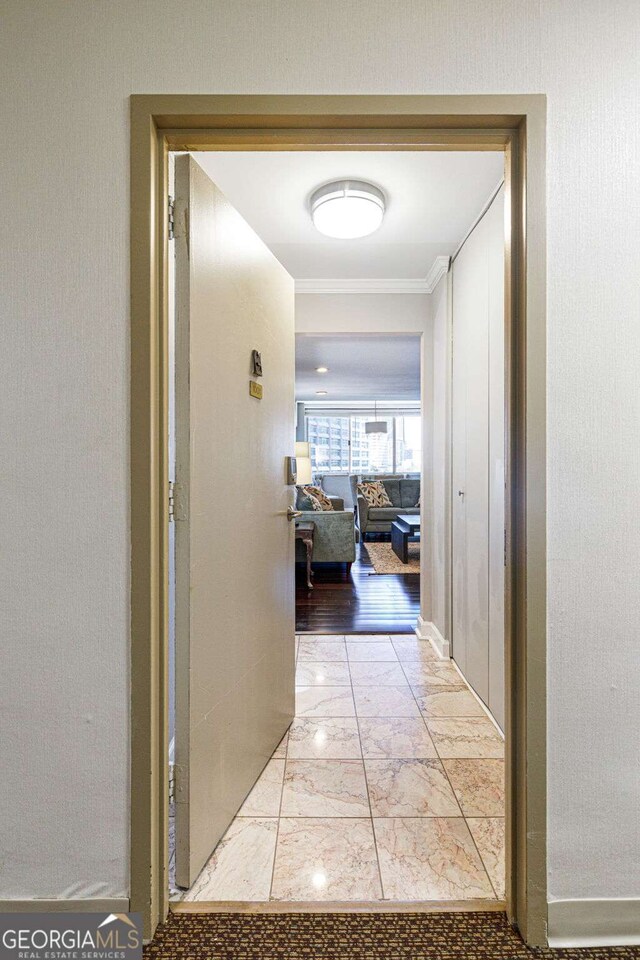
xmin=310 ymin=180 xmax=385 ymax=239
xmin=316 ymin=366 xmax=329 ymax=373
xmin=316 ymin=390 xmax=328 ymax=395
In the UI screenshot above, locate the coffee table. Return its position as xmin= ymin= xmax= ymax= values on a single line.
xmin=390 ymin=514 xmax=420 ymax=563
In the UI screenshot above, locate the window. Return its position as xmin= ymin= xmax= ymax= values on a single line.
xmin=395 ymin=416 xmax=422 ymax=473
xmin=306 ymin=416 xmax=350 ymax=473
xmin=306 ymin=413 xmax=421 ymax=475
xmin=351 ymin=417 xmax=394 ymax=474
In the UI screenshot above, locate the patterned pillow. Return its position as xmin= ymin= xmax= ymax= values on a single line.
xmin=295 ymin=487 xmax=315 ymax=510
xmin=301 ymin=485 xmax=334 ymax=512
xmin=358 ymin=480 xmax=393 ymax=508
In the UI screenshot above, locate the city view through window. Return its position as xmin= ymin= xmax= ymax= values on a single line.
xmin=306 ymin=414 xmax=421 ymax=475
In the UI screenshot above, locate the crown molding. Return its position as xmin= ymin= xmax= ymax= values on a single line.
xmin=424 ymin=255 xmax=451 ymax=292
xmin=295 ymin=256 xmax=450 ymax=296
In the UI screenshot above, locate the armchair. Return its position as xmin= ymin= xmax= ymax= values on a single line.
xmin=295 ymin=509 xmax=356 ymax=569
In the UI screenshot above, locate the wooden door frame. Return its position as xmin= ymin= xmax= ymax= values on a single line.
xmin=130 ymin=94 xmax=547 ymax=944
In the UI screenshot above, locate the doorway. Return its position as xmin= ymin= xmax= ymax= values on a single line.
xmin=167 ymin=148 xmax=506 ymax=906
xmin=130 ymin=95 xmax=546 ymax=946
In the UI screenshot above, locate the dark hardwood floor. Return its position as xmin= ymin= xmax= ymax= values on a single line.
xmin=295 ymin=539 xmax=420 ymax=634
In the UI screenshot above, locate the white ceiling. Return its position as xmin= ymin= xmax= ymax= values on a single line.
xmin=193 ymin=151 xmax=504 ymax=280
xmin=296 ymin=334 xmax=420 ymax=402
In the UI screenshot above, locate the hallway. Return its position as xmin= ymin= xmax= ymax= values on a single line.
xmin=177 ymin=633 xmax=504 ymax=904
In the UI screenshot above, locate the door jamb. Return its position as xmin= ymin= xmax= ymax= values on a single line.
xmin=129 ymin=94 xmax=547 ymax=944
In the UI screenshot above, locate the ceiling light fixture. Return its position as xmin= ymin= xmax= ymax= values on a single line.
xmin=310 ymin=180 xmax=385 ymax=239
xmin=316 ymin=366 xmax=329 ymax=373
xmin=316 ymin=390 xmax=328 ymax=395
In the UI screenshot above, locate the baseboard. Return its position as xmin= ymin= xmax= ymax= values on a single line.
xmin=547 ymin=898 xmax=640 ymax=947
xmin=0 ymin=898 xmax=130 ymax=914
xmin=415 ymin=616 xmax=450 ymax=658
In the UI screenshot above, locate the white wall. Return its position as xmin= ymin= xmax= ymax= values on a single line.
xmin=424 ymin=275 xmax=448 ymax=642
xmin=296 ymin=292 xmax=430 ymax=335
xmin=2 ymin=0 xmax=640 ymax=927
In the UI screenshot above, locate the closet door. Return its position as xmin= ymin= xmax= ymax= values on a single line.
xmin=451 ymin=213 xmax=490 ymax=705
xmin=486 ymin=193 xmax=505 ymax=730
xmin=451 ymin=187 xmax=505 ymax=723
xmin=451 ymin=305 xmax=469 ymax=677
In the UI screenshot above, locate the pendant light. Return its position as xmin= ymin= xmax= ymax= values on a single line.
xmin=365 ymin=400 xmax=388 ymax=434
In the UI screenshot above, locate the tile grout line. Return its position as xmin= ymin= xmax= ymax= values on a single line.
xmin=462 ymin=816 xmax=501 ymax=900
xmin=353 ymin=634 xmax=497 ymax=902
xmin=425 ymin=647 xmax=503 ymax=899
xmin=348 ymin=631 xmax=390 ymax=902
xmin=267 ymin=630 xmax=301 ymax=902
xmin=397 ymin=653 xmax=504 ymax=756
xmin=397 ymin=655 xmax=453 ymax=759
xmin=267 ymin=713 xmax=290 ymax=902
xmin=434 ymin=750 xmax=497 ymax=898
xmin=415 ymin=653 xmax=502 ymax=900
xmin=400 ymin=646 xmax=499 ymax=901
xmin=343 ymin=636 xmax=358 ymax=717
xmin=401 ymin=657 xmax=466 ymax=820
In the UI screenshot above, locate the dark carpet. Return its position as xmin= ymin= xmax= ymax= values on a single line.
xmin=145 ymin=912 xmax=640 ymax=959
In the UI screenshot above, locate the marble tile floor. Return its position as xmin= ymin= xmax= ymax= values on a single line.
xmin=177 ymin=634 xmax=505 ymax=904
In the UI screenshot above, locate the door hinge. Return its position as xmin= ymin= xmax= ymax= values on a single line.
xmin=169 ymin=480 xmax=186 ymax=521
xmin=168 ymin=480 xmax=175 ymax=521
xmin=168 ymin=196 xmax=175 ymax=240
xmin=169 ymin=761 xmax=175 ymax=804
xmin=174 ymin=763 xmax=187 ymax=801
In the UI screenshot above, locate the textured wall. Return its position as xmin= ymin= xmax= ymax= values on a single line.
xmin=2 ymin=0 xmax=640 ymax=905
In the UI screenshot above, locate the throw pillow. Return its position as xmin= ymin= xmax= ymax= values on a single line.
xmin=301 ymin=485 xmax=334 ymax=512
xmin=358 ymin=480 xmax=393 ymax=508
xmin=296 ymin=488 xmax=316 ymax=511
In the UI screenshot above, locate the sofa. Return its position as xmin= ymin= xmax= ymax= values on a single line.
xmin=357 ymin=476 xmax=421 ymax=537
xmin=294 ymin=489 xmax=357 ymax=567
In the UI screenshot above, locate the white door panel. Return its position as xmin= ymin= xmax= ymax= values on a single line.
xmin=451 ymin=186 xmax=504 ymax=721
xmin=451 ymin=287 xmax=468 ymax=677
xmin=487 ymin=193 xmax=506 ymax=730
xmin=452 ymin=222 xmax=489 ymax=703
xmin=173 ymin=155 xmax=295 ymax=888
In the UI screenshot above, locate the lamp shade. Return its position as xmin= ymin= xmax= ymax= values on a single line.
xmin=295 ymin=441 xmax=310 ymax=458
xmin=296 ymin=457 xmax=312 ymax=485
xmin=365 ymin=420 xmax=388 ymax=434
xmin=364 ymin=401 xmax=388 ymax=434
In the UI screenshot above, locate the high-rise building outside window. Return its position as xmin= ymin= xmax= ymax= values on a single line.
xmin=305 ymin=413 xmax=421 ymax=475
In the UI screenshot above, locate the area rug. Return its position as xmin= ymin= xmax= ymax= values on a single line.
xmin=145 ymin=912 xmax=640 ymax=959
xmin=365 ymin=540 xmax=420 ymax=574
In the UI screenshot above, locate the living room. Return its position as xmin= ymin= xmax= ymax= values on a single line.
xmin=293 ymin=334 xmax=423 ymax=634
